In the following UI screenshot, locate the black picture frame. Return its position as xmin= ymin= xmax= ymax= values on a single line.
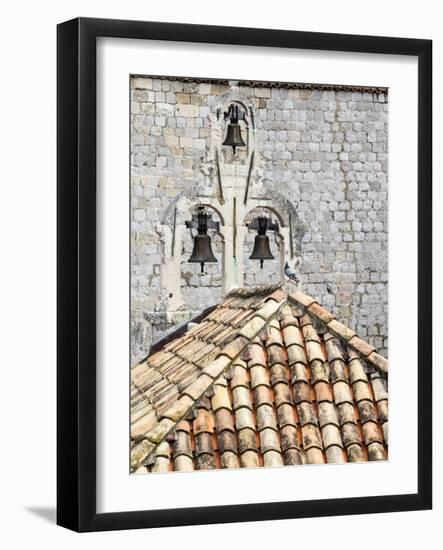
xmin=57 ymin=17 xmax=432 ymax=532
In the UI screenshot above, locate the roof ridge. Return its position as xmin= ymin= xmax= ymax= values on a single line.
xmin=288 ymin=288 xmax=388 ymax=375
xmin=226 ymin=282 xmax=284 ymax=299
xmin=130 ymin=289 xmax=289 ymax=471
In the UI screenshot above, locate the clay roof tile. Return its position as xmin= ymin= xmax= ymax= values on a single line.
xmin=235 ymin=408 xmax=256 ymax=431
xmin=131 ymin=286 xmax=388 ymax=473
xmin=238 ymin=427 xmax=258 ymax=454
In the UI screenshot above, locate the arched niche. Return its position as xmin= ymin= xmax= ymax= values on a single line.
xmin=218 ymin=100 xmax=251 ymax=164
xmin=208 ymin=90 xmax=257 ymax=166
xmin=243 ymin=188 xmax=304 ymax=265
xmin=180 ymin=203 xmax=225 ymax=316
xmin=242 ymin=206 xmax=285 ymax=287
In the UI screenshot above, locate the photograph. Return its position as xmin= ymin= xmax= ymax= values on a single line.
xmin=130 ymin=75 xmax=389 ymax=473
xmin=0 ymin=1 xmax=435 ymax=541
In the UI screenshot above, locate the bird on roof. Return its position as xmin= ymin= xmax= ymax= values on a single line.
xmin=284 ymin=261 xmax=300 ymax=286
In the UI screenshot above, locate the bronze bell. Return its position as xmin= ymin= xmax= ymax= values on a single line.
xmin=249 ymin=217 xmax=274 ymax=269
xmin=188 ymin=211 xmax=217 ymax=273
xmin=223 ymin=104 xmax=246 ymax=154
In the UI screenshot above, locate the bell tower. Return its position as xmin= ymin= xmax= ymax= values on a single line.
xmin=156 ymin=83 xmax=299 ymax=327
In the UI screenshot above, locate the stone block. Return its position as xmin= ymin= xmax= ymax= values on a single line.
xmin=176 ymin=104 xmax=199 ymax=117
xmin=255 ymin=88 xmax=271 ymax=98
xmin=132 ymin=77 xmax=153 ymax=90
xmin=179 ymin=137 xmax=193 ymax=148
xmin=193 ymin=139 xmax=206 ymax=150
xmin=198 ymin=83 xmax=211 ymax=94
xmin=134 ymin=209 xmax=146 ymax=222
xmin=176 ymin=93 xmax=190 ymax=104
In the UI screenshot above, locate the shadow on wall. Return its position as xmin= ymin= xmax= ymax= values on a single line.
xmin=25 ymin=507 xmax=56 ymax=524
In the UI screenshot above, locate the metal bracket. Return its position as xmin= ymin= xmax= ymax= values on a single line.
xmin=185 ymin=210 xmax=219 ymax=232
xmin=247 ymin=216 xmax=279 ymax=233
xmin=223 ymin=103 xmax=247 ymax=123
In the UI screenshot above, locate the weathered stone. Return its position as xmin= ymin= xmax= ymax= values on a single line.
xmin=176 ymin=104 xmax=199 ymax=117
xmin=130 ymin=75 xmax=388 ymax=364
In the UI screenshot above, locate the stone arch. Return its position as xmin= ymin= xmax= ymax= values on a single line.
xmin=247 ymin=188 xmax=305 ymax=261
xmin=210 ymin=90 xmax=256 ymax=164
xmin=243 ymin=204 xmax=285 ymax=228
xmin=242 ymin=205 xmax=284 ymax=287
xmin=180 ymin=201 xmax=224 ymax=315
xmin=161 ymin=184 xmax=208 ymax=227
xmin=188 ymin=201 xmax=225 ymax=226
xmin=214 ymin=90 xmax=255 ymax=122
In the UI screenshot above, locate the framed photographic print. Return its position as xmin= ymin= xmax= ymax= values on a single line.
xmin=57 ymin=17 xmax=432 ymax=532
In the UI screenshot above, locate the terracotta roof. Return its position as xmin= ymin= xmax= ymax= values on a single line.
xmin=131 ymin=285 xmax=388 ymax=473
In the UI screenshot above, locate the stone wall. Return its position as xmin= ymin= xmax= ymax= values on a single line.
xmin=131 ymin=76 xmax=388 ymax=363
